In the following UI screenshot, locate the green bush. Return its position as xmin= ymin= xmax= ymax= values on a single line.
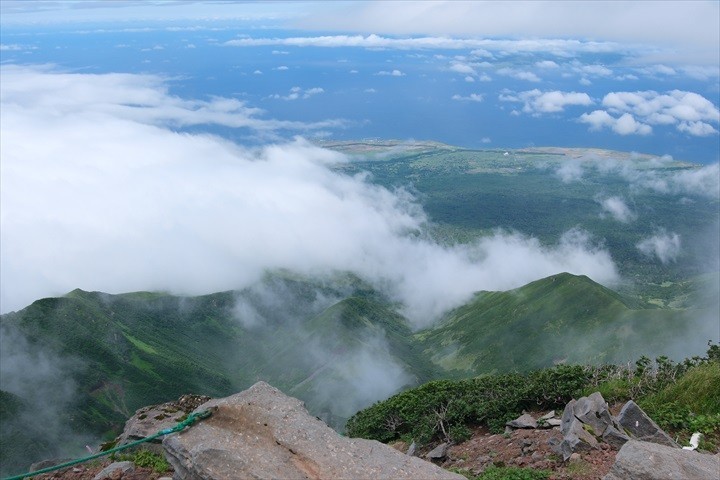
xmin=476 ymin=466 xmax=551 ymax=480
xmin=118 ymin=449 xmax=170 ymax=473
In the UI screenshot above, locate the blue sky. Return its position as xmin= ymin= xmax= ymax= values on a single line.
xmin=1 ymin=1 xmax=718 ymax=162
xmin=1 ymin=1 xmax=718 ymax=313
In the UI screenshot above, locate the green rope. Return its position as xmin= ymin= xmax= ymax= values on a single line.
xmin=3 ymin=409 xmax=213 ymax=480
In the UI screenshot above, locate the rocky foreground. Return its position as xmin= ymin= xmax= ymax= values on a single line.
xmin=32 ymin=383 xmax=719 ymax=480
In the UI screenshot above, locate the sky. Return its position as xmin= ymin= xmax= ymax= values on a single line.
xmin=1 ymin=0 xmax=719 ymax=315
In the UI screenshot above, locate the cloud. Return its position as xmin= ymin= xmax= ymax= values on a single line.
xmin=555 ymin=155 xmax=720 ymax=199
xmin=584 ymin=90 xmax=720 ymax=136
xmin=273 ymin=65 xmax=289 ymax=71
xmin=0 ymin=65 xmax=342 ymax=135
xmin=364 ymin=88 xmax=376 ymax=93
xmin=375 ymin=69 xmax=405 ymax=76
xmin=556 ymin=160 xmax=585 ymax=183
xmin=500 ymin=89 xmax=593 ymax=115
xmin=224 ymin=34 xmax=623 ymax=57
xmin=451 ymin=93 xmax=484 ymax=102
xmin=496 ymin=68 xmax=541 ymax=82
xmin=637 ymin=230 xmax=682 ymax=264
xmin=597 ymin=196 xmax=636 ymax=223
xmin=579 ymin=110 xmax=652 ymax=135
xmin=575 ymin=63 xmax=613 ymax=77
xmin=293 ymin=2 xmax=719 ymax=64
xmin=449 ymin=61 xmax=476 ymax=75
xmin=535 ymin=60 xmax=559 ymax=69
xmin=1 ymin=65 xmax=620 ymax=325
xmin=270 ymin=86 xmax=324 ymax=101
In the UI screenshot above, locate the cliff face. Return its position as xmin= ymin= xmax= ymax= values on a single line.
xmin=161 ymin=382 xmax=464 ymax=480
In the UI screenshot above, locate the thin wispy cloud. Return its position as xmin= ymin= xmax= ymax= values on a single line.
xmin=452 ymin=93 xmax=484 ymax=102
xmin=375 ymin=69 xmax=405 ymax=76
xmin=637 ymin=230 xmax=682 ymax=264
xmin=269 ymin=86 xmax=325 ymax=100
xmin=597 ymin=196 xmax=636 ymax=223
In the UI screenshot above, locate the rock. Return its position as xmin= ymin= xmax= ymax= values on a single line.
xmin=573 ymin=392 xmax=612 ymax=436
xmin=603 ymin=440 xmax=720 ymax=480
xmin=560 ymin=399 xmax=577 ymax=435
xmin=92 ymin=461 xmax=134 ymax=480
xmin=115 ymin=394 xmax=211 ymax=454
xmin=406 ymin=441 xmax=417 ymax=457
xmin=426 ymin=442 xmax=449 ymax=460
xmin=602 ymin=425 xmax=630 ymax=449
xmin=617 ymin=400 xmax=679 ymax=448
xmin=545 ymin=418 xmax=562 ymax=427
xmin=163 ymin=382 xmax=464 ymax=480
xmin=539 ymin=410 xmax=556 ymax=421
xmin=555 ymin=418 xmax=598 ymax=461
xmin=506 ymin=413 xmax=538 ymax=429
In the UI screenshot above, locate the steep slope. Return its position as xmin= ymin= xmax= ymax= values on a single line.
xmin=417 ymin=272 xmax=713 ymax=374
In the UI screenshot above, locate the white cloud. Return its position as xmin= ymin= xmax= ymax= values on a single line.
xmin=597 ymin=196 xmax=636 ymax=223
xmin=496 ymin=68 xmax=541 ymax=82
xmin=593 ymin=90 xmax=720 ymax=136
xmin=224 ymin=34 xmax=623 ymax=57
xmin=449 ymin=62 xmax=476 ymax=75
xmin=253 ymin=69 xmax=262 ymax=75
xmin=364 ymin=88 xmax=376 ymax=93
xmin=0 ymin=65 xmax=619 ymax=324
xmin=556 ymin=155 xmax=720 ymax=199
xmin=637 ymin=230 xmax=681 ymax=264
xmin=577 ymin=64 xmax=613 ymax=76
xmin=273 ymin=65 xmax=289 ymax=71
xmin=293 ymin=2 xmax=719 ymax=64
xmin=500 ymin=89 xmax=593 ymax=115
xmin=556 ymin=160 xmax=585 ymax=183
xmin=481 ymin=137 xmax=491 ymax=143
xmin=535 ymin=60 xmax=559 ymax=69
xmin=272 ymin=50 xmax=289 ymax=55
xmin=579 ymin=110 xmax=652 ymax=135
xmin=452 ymin=93 xmax=484 ymax=102
xmin=677 ymin=121 xmax=718 ymax=136
xmin=269 ymin=86 xmax=324 ymax=101
xmin=375 ymin=69 xmax=405 ymax=76
xmin=464 ymin=75 xmax=475 ymax=82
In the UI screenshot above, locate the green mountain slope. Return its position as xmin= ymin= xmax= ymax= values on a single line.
xmin=1 ymin=272 xmax=716 ymax=475
xmin=417 ymin=272 xmax=714 ymax=374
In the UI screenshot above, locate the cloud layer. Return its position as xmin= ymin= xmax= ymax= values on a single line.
xmin=1 ymin=66 xmax=621 ymax=325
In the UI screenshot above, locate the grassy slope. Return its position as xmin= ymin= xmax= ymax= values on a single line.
xmin=417 ymin=273 xmax=714 ymax=374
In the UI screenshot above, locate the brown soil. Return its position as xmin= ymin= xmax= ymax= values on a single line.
xmin=440 ymin=425 xmax=616 ymax=479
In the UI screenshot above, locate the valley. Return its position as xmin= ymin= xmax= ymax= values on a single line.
xmin=1 ymin=143 xmax=718 ymax=476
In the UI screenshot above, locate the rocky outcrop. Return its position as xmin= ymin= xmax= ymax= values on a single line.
xmin=162 ymin=382 xmax=464 ymax=480
xmin=616 ymin=400 xmax=679 ymax=448
xmin=114 ymin=394 xmax=210 ymax=453
xmin=603 ymin=440 xmax=720 ymax=480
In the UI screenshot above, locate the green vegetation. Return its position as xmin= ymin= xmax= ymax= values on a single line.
xmin=117 ymin=449 xmax=170 ymax=473
xmin=476 ymin=466 xmax=551 ymax=480
xmin=346 ymin=345 xmax=720 ymax=449
xmin=2 ymin=146 xmax=717 ymax=475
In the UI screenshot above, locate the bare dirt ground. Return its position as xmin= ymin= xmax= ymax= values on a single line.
xmin=439 ymin=424 xmax=617 ymax=479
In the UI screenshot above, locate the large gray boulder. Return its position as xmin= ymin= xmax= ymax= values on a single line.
xmin=603 ymin=440 xmax=720 ymax=480
xmin=163 ymin=382 xmax=464 ymax=480
xmin=617 ymin=400 xmax=679 ymax=448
